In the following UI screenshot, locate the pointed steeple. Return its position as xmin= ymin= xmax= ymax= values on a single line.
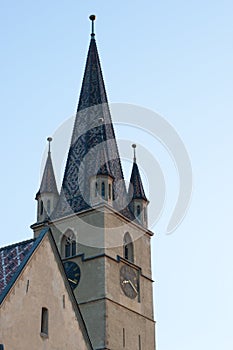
xmin=77 ymin=15 xmax=108 ymax=112
xmin=37 ymin=138 xmax=58 ymax=197
xmin=129 ymin=145 xmax=149 ymax=227
xmin=36 ymin=138 xmax=59 ymax=222
xmin=129 ymin=144 xmax=148 ymax=202
xmin=54 ymin=16 xmax=132 ymax=220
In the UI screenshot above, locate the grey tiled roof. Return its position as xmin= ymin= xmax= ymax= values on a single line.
xmin=54 ymin=36 xmax=134 ymax=221
xmin=0 ymin=238 xmax=35 ymax=296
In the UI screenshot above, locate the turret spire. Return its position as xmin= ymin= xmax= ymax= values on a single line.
xmin=128 ymin=145 xmax=149 ymax=227
xmin=35 ymin=137 xmax=59 ymax=222
xmin=129 ymin=145 xmax=147 ymax=202
xmin=38 ymin=138 xmax=58 ymax=196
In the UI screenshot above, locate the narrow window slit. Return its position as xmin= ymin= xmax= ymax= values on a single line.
xmin=123 ymin=328 xmax=125 ymax=348
xmin=139 ymin=334 xmax=141 ymax=350
xmin=41 ymin=307 xmax=48 ymax=336
xmin=26 ymin=280 xmax=30 ymax=293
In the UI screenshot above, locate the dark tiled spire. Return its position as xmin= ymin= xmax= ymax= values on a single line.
xmin=54 ymin=17 xmax=132 ymax=219
xmin=129 ymin=145 xmax=148 ymax=202
xmin=36 ymin=138 xmax=58 ymax=198
xmin=77 ymin=33 xmax=108 ymax=112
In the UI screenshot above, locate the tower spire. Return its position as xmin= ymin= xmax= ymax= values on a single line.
xmin=54 ymin=16 xmax=133 ymax=220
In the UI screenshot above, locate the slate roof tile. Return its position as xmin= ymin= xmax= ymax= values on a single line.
xmin=0 ymin=239 xmax=35 ymax=296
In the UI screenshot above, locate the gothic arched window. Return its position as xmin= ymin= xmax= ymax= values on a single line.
xmin=47 ymin=200 xmax=51 ymax=215
xmin=137 ymin=205 xmax=141 ymax=217
xmin=101 ymin=181 xmax=105 ymax=198
xmin=61 ymin=230 xmax=77 ymax=258
xmin=95 ymin=182 xmax=98 ymax=197
xmin=123 ymin=232 xmax=134 ymax=263
xmin=40 ymin=201 xmax=44 ymax=216
xmin=109 ymin=183 xmax=112 ymax=199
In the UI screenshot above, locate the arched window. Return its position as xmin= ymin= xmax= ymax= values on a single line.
xmin=109 ymin=183 xmax=112 ymax=199
xmin=40 ymin=201 xmax=44 ymax=216
xmin=95 ymin=182 xmax=98 ymax=197
xmin=41 ymin=307 xmax=48 ymax=336
xmin=101 ymin=181 xmax=105 ymax=198
xmin=123 ymin=232 xmax=134 ymax=263
xmin=47 ymin=200 xmax=51 ymax=215
xmin=61 ymin=230 xmax=77 ymax=258
xmin=137 ymin=205 xmax=141 ymax=217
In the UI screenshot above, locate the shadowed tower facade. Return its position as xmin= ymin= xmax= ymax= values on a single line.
xmin=32 ymin=15 xmax=156 ymax=350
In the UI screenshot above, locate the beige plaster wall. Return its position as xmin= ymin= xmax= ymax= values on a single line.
xmin=106 ymin=299 xmax=155 ymax=350
xmin=0 ymin=235 xmax=91 ymax=350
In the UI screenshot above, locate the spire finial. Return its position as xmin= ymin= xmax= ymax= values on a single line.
xmin=132 ymin=144 xmax=137 ymax=163
xmin=89 ymin=14 xmax=96 ymax=37
xmin=47 ymin=137 xmax=52 ymax=153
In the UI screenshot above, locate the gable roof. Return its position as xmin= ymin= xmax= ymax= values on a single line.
xmin=0 ymin=229 xmax=93 ymax=349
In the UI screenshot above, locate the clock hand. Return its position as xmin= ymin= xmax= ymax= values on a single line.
xmin=121 ymin=280 xmax=138 ymax=294
xmin=68 ymin=278 xmax=78 ymax=284
xmin=128 ymin=280 xmax=138 ymax=294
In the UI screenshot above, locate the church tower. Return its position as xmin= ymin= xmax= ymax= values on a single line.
xmin=32 ymin=15 xmax=155 ymax=350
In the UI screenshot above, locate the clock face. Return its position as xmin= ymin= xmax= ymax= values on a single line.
xmin=120 ymin=265 xmax=139 ymax=299
xmin=63 ymin=261 xmax=81 ymax=290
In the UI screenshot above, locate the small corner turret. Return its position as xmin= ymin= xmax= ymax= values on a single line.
xmin=128 ymin=144 xmax=149 ymax=228
xmin=35 ymin=137 xmax=59 ymax=223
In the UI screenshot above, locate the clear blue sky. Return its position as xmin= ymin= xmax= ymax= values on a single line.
xmin=1 ymin=1 xmax=233 ymax=349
